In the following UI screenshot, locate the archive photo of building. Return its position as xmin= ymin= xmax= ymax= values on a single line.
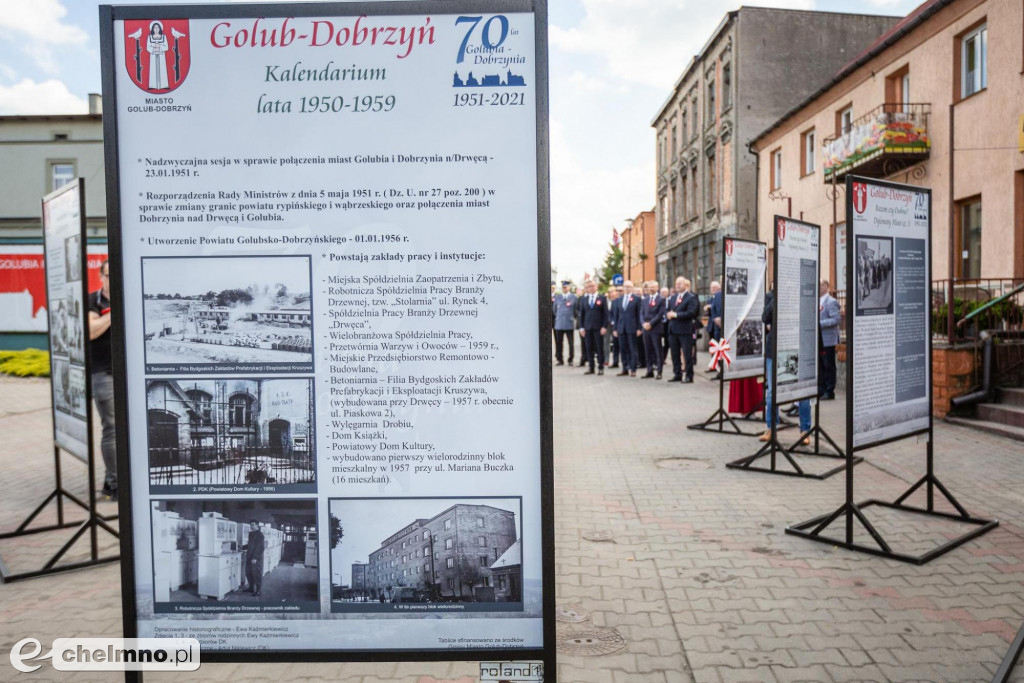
xmin=146 ymin=377 xmax=315 ymax=492
xmin=141 ymin=254 xmax=314 ymax=373
xmin=328 ymin=498 xmax=528 ymax=614
xmin=149 ymin=499 xmax=319 ymax=614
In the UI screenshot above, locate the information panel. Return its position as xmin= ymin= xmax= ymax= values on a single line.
xmin=848 ymin=177 xmax=931 ymax=449
xmin=101 ymin=1 xmax=551 ymax=661
xmin=721 ymin=237 xmax=766 ymax=381
xmin=42 ymin=180 xmax=91 ymax=460
xmin=773 ymin=217 xmax=819 ymax=404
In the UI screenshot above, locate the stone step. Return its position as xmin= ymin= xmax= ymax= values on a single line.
xmin=999 ymin=387 xmax=1024 ymax=407
xmin=978 ymin=402 xmax=1024 ymax=428
xmin=946 ymin=416 xmax=1024 ymax=442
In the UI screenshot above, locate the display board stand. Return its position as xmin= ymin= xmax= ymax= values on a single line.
xmin=786 ymin=177 xmax=996 ymax=563
xmin=727 ymin=218 xmax=854 ymax=480
xmin=689 ymin=237 xmax=769 ymax=437
xmin=687 ymin=360 xmax=760 ymax=436
xmin=0 ymin=180 xmax=119 ymax=583
xmin=992 ymin=618 xmax=1024 ymax=683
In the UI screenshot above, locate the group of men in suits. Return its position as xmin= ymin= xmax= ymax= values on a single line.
xmin=552 ymin=277 xmax=724 ymax=383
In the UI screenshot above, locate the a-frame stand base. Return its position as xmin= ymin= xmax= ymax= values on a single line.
xmin=0 ymin=447 xmax=120 ymax=583
xmin=726 ymin=408 xmax=860 ymax=480
xmin=785 ymin=473 xmax=998 ymax=564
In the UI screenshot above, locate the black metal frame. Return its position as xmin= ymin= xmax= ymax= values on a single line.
xmin=688 ymin=237 xmax=767 ymax=436
xmin=786 ymin=176 xmax=997 ymax=563
xmin=993 ymin=618 xmax=1024 ymax=683
xmin=100 ymin=0 xmax=554 ymax=678
xmin=0 ymin=179 xmax=120 ymax=583
xmin=727 ymin=216 xmax=853 ymax=480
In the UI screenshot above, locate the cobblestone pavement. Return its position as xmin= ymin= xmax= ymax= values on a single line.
xmin=3 ymin=365 xmax=1024 ymax=682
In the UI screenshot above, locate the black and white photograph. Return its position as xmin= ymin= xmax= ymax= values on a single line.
xmin=146 ymin=377 xmax=315 ymax=492
xmin=64 ymin=234 xmax=81 ymax=283
xmin=855 ymin=236 xmax=894 ymax=316
xmin=48 ymin=300 xmax=68 ymax=357
xmin=725 ymin=267 xmax=748 ymax=295
xmin=151 ymin=498 xmax=319 ymax=614
xmin=777 ymin=350 xmax=800 ymax=385
xmin=52 ymin=357 xmax=86 ymax=417
xmin=735 ymin=319 xmax=763 ymax=358
xmin=141 ymin=255 xmax=314 ymax=373
xmin=64 ymin=283 xmax=85 ymax=364
xmin=329 ymin=497 xmax=533 ymax=615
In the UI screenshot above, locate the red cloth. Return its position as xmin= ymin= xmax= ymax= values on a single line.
xmin=728 ymin=376 xmax=764 ymax=414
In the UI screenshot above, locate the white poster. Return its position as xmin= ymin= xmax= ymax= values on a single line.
xmin=773 ymin=217 xmax=819 ymax=404
xmin=105 ymin=6 xmax=546 ymax=654
xmin=722 ymin=238 xmax=766 ymax=380
xmin=849 ymin=178 xmax=931 ymax=448
xmin=43 ymin=181 xmax=90 ymax=460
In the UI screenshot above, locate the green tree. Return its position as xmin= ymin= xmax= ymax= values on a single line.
xmin=329 ymin=513 xmax=344 ymax=549
xmin=597 ymin=242 xmax=623 ymax=294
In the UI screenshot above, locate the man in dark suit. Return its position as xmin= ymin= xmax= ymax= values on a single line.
xmin=640 ymin=280 xmax=665 ymax=379
xmin=573 ymin=285 xmax=586 ymax=366
xmin=704 ymin=280 xmax=723 ymax=374
xmin=614 ymin=280 xmax=642 ymax=376
xmin=246 ymin=519 xmax=265 ymax=597
xmin=606 ymin=287 xmax=620 ymax=368
xmin=666 ymin=276 xmax=700 ymax=383
xmin=579 ymin=280 xmax=608 ymax=375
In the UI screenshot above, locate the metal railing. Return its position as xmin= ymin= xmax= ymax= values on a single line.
xmin=832 ymin=278 xmax=1024 ymax=345
xmin=931 ymin=278 xmax=1024 ymax=343
xmin=149 ymin=445 xmax=315 ymax=487
xmin=823 ymin=103 xmax=931 ymax=181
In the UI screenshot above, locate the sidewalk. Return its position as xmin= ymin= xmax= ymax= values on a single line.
xmin=2 ymin=366 xmax=1024 ymax=682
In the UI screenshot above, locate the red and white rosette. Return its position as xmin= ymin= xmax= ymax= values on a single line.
xmin=708 ymin=338 xmax=732 ymax=371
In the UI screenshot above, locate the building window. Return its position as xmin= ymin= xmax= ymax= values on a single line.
xmin=422 ymin=530 xmax=429 ymax=540
xmin=498 ymin=576 xmax=506 ymax=590
xmin=886 ymin=66 xmax=911 ymax=113
xmin=51 ymin=162 xmax=74 ymax=191
xmin=837 ymin=105 xmax=853 ymax=136
xmin=443 ymin=519 xmax=451 ymax=531
xmin=446 ymin=557 xmax=454 ymax=569
xmin=670 ymin=184 xmax=677 ymax=227
xmin=681 ymin=110 xmax=688 ymax=143
xmin=801 ymin=129 xmax=816 ymax=176
xmin=185 ymin=389 xmax=213 ymax=425
xmin=690 ymin=169 xmax=698 ymax=220
xmin=478 ymin=536 xmax=486 ymax=547
xmin=660 ymin=195 xmax=668 ymax=236
xmin=770 ymin=149 xmax=782 ymax=191
xmin=722 ymin=63 xmax=731 ymax=109
xmin=681 ymin=174 xmax=689 ymax=223
xmin=479 ymin=555 xmax=489 ymax=567
xmin=228 ymin=393 xmax=252 ymax=427
xmin=959 ymin=23 xmax=988 ymax=98
xmin=671 ymin=125 xmax=677 ymax=160
xmin=958 ymin=198 xmax=982 ymax=278
xmin=706 ymin=78 xmax=715 ymax=123
xmin=424 ymin=546 xmax=430 ymax=556
xmin=707 ymin=153 xmax=717 ymax=209
xmin=445 ymin=538 xmax=453 ymax=550
xmin=447 ymin=578 xmax=455 ymax=590
xmin=691 ymin=98 xmax=698 ymax=138
xmin=477 ymin=517 xmax=484 ymax=528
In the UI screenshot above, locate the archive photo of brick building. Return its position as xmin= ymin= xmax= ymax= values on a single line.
xmin=328 ymin=498 xmax=525 ymax=613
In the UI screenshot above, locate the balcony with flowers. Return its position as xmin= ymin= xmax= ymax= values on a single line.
xmin=823 ymin=103 xmax=930 ymax=182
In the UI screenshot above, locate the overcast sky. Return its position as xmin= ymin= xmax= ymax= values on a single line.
xmin=0 ymin=0 xmax=920 ymax=281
